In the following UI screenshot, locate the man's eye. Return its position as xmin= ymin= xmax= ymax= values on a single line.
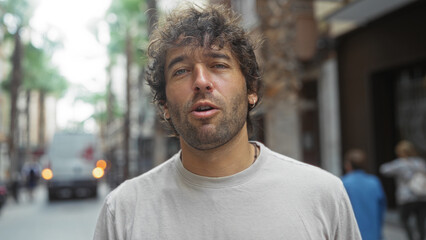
xmin=174 ymin=69 xmax=188 ymax=76
xmin=213 ymin=64 xmax=227 ymax=69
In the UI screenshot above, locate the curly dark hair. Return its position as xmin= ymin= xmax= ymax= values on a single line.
xmin=146 ymin=4 xmax=263 ymax=136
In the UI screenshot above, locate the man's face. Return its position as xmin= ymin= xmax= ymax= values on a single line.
xmin=163 ymin=46 xmax=257 ymax=150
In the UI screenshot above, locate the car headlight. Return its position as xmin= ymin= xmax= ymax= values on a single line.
xmin=41 ymin=168 xmax=53 ymax=180
xmin=92 ymin=167 xmax=104 ymax=179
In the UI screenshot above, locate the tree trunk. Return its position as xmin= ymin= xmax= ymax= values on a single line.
xmin=256 ymin=0 xmax=300 ymax=98
xmin=256 ymin=0 xmax=303 ymax=159
xmin=25 ymin=89 xmax=31 ymax=160
xmin=38 ymin=91 xmax=46 ymax=149
xmin=123 ymin=31 xmax=133 ymax=180
xmin=106 ymin=65 xmax=114 ymax=125
xmin=146 ymin=0 xmax=157 ymax=36
xmin=9 ymin=30 xmax=23 ymax=173
xmin=103 ymin=66 xmax=113 ymax=164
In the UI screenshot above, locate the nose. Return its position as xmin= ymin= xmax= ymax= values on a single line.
xmin=192 ymin=64 xmax=214 ymax=93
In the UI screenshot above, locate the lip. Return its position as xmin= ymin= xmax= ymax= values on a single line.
xmin=190 ymin=101 xmax=220 ymax=119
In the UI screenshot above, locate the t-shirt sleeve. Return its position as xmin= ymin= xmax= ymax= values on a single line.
xmin=93 ymin=197 xmax=118 ymax=240
xmin=380 ymin=160 xmax=402 ymax=176
xmin=334 ymin=182 xmax=362 ymax=240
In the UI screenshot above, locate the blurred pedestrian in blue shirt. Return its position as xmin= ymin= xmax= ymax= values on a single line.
xmin=342 ymin=149 xmax=387 ymax=240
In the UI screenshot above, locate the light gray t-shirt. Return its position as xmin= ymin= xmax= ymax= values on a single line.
xmin=94 ymin=142 xmax=361 ymax=240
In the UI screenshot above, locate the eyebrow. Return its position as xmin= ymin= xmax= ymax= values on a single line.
xmin=204 ymin=52 xmax=231 ymax=61
xmin=166 ymin=52 xmax=231 ymax=71
xmin=167 ymin=55 xmax=185 ymax=71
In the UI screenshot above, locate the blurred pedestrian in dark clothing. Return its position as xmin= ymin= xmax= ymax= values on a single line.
xmin=0 ymin=181 xmax=7 ymax=212
xmin=22 ymin=160 xmax=41 ymax=201
xmin=342 ymin=149 xmax=387 ymax=240
xmin=380 ymin=140 xmax=426 ymax=240
xmin=8 ymin=171 xmax=21 ymax=203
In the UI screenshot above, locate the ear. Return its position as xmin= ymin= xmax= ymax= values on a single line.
xmin=163 ymin=103 xmax=170 ymax=119
xmin=344 ymin=161 xmax=352 ymax=173
xmin=248 ymin=93 xmax=258 ymax=105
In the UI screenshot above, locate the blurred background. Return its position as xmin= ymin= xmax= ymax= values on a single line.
xmin=0 ymin=0 xmax=425 ymax=239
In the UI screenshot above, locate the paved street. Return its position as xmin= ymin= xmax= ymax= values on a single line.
xmin=383 ymin=210 xmax=407 ymax=240
xmin=0 ymin=182 xmax=109 ymax=240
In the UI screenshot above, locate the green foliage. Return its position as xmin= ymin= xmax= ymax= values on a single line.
xmin=90 ymin=111 xmax=108 ymax=123
xmin=84 ymin=0 xmax=153 ymax=127
xmin=76 ymin=91 xmax=106 ymax=105
xmin=0 ymin=0 xmax=67 ymax=98
xmin=106 ymin=0 xmax=149 ymax=65
xmin=0 ymin=42 xmax=68 ymax=98
xmin=0 ymin=0 xmax=34 ymax=34
xmin=75 ymin=87 xmax=123 ymax=123
xmin=22 ymin=43 xmax=68 ymax=97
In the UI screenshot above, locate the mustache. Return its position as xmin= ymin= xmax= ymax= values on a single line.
xmin=185 ymin=92 xmax=224 ymax=110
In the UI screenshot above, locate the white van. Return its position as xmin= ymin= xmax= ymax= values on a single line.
xmin=41 ymin=132 xmax=104 ymax=201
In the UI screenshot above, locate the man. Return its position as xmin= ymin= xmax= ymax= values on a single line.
xmin=342 ymin=149 xmax=386 ymax=240
xmin=94 ymin=5 xmax=361 ymax=239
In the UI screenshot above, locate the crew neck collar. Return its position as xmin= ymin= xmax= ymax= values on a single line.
xmin=174 ymin=141 xmax=264 ymax=189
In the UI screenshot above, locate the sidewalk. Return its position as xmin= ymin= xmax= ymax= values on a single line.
xmin=383 ymin=209 xmax=406 ymax=240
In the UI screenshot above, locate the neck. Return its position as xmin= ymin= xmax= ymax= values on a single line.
xmin=180 ymin=124 xmax=255 ymax=177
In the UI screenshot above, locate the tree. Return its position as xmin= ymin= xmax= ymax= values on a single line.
xmin=256 ymin=0 xmax=300 ymax=98
xmin=22 ymin=42 xmax=68 ymax=148
xmin=106 ymin=0 xmax=148 ymax=180
xmin=1 ymin=42 xmax=68 ymax=148
xmin=0 ymin=0 xmax=34 ymax=173
xmin=74 ymin=87 xmax=123 ymax=139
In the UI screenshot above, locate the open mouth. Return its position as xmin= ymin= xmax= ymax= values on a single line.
xmin=195 ymin=106 xmax=214 ymax=112
xmin=191 ymin=102 xmax=219 ymax=118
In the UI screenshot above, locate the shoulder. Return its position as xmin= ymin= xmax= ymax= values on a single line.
xmin=261 ymin=143 xmax=340 ymax=180
xmin=380 ymin=158 xmax=405 ymax=172
xmin=258 ymin=142 xmax=344 ymax=193
xmin=364 ymin=173 xmax=381 ymax=183
xmin=104 ymin=155 xmax=179 ymax=211
xmin=341 ymin=172 xmax=355 ymax=184
xmin=362 ymin=173 xmax=384 ymax=189
xmin=413 ymin=157 xmax=426 ymax=165
xmin=257 ymin=144 xmax=358 ymax=233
